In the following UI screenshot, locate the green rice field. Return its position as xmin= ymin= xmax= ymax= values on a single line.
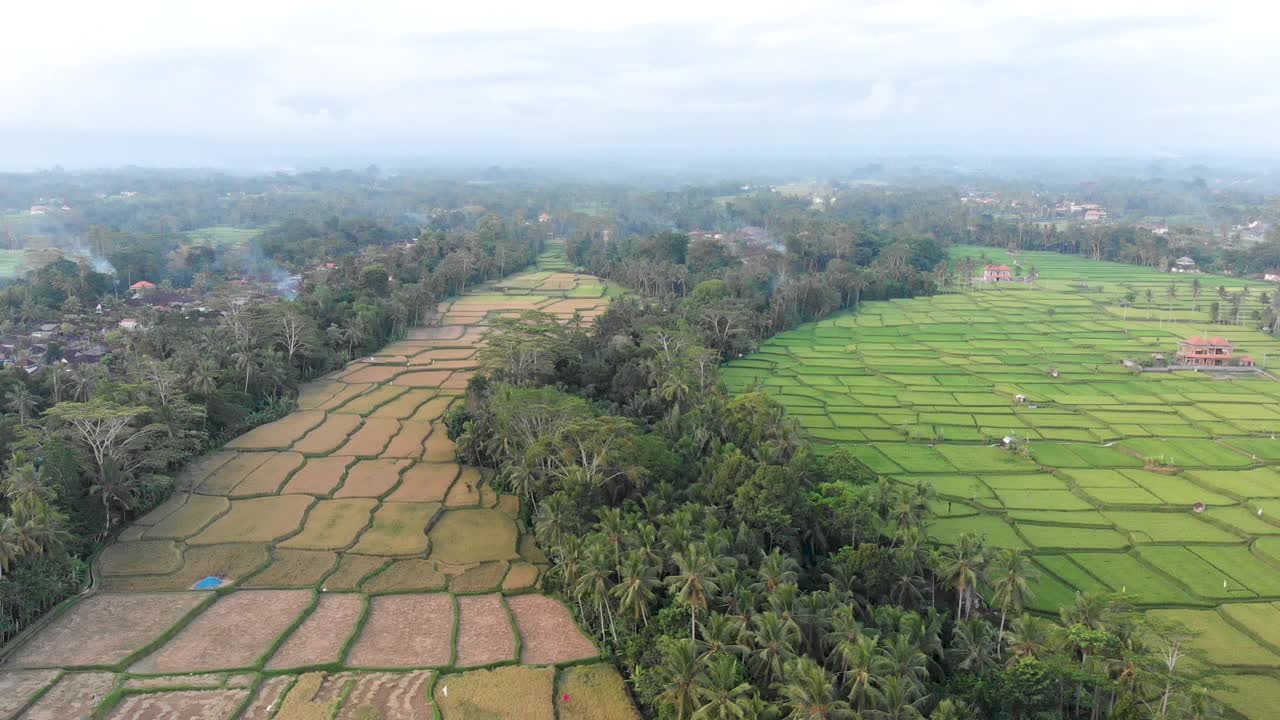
xmin=183 ymin=226 xmax=262 ymax=245
xmin=723 ymin=247 xmax=1280 ymax=718
xmin=0 ymin=249 xmax=23 ymax=278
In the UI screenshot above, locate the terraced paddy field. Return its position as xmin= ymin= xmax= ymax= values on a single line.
xmin=723 ymin=247 xmax=1280 ymax=719
xmin=0 ymin=265 xmax=638 ymax=719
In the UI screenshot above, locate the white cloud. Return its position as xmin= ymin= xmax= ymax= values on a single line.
xmin=2 ymin=0 xmax=1279 ymax=164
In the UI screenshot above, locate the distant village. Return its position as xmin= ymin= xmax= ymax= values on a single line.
xmin=0 ymin=273 xmax=298 ymax=375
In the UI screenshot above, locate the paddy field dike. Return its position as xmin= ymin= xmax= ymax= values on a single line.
xmin=0 ymin=264 xmax=640 ymax=720
xmin=723 ymin=247 xmax=1280 ymax=719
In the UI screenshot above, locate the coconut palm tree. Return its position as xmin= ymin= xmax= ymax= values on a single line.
xmin=869 ymin=675 xmax=928 ymax=720
xmin=947 ymin=619 xmax=998 ymax=673
xmin=657 ymin=638 xmax=705 ymax=720
xmin=834 ymin=635 xmax=883 ymax=714
xmin=1006 ymin=614 xmax=1053 ymax=664
xmin=575 ymin=540 xmax=617 ymax=642
xmin=698 ymin=612 xmax=748 ymax=662
xmin=612 ymin=550 xmax=660 ymax=629
xmin=777 ymin=657 xmax=853 ymax=720
xmin=691 ymin=654 xmax=753 ymax=720
xmin=4 ymin=385 xmax=38 ymax=425
xmin=668 ymin=544 xmax=722 ymax=640
xmin=0 ymin=516 xmax=28 ymax=579
xmin=988 ymin=547 xmax=1038 ymax=654
xmin=941 ymin=533 xmax=987 ymax=620
xmin=749 ymin=611 xmax=800 ymax=686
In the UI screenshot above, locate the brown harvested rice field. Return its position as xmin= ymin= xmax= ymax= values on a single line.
xmin=227 ymin=411 xmax=327 ymax=450
xmin=18 ymin=672 xmax=118 ymax=720
xmin=507 ymin=595 xmax=598 ymax=665
xmin=347 ymin=594 xmax=454 ymax=668
xmin=105 ymin=689 xmax=250 ymax=720
xmin=281 ymin=455 xmax=355 ymax=495
xmin=230 ymin=451 xmax=305 ymax=496
xmin=454 ymin=594 xmax=516 ymax=667
xmin=7 ymin=592 xmax=210 ymax=667
xmin=279 ymin=499 xmax=376 ymax=550
xmin=293 ymin=413 xmax=363 ymax=455
xmin=267 ymin=593 xmax=366 ymax=669
xmin=0 ymin=267 xmax=628 ymax=717
xmin=557 ymin=663 xmax=642 ymax=720
xmin=336 ymin=670 xmax=434 ymax=720
xmin=132 ymin=590 xmax=314 ymax=673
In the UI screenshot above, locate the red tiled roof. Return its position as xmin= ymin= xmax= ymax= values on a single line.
xmin=984 ymin=264 xmax=1011 ymax=271
xmin=1184 ymin=336 xmax=1207 ymax=345
xmin=130 ymin=280 xmax=156 ymax=289
xmin=1208 ymin=336 xmax=1231 ymax=346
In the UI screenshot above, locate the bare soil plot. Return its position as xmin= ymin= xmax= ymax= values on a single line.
xmin=227 ymin=411 xmax=327 ymax=450
xmin=449 ymin=561 xmax=509 ymax=593
xmin=244 ymin=549 xmax=338 ymax=588
xmin=188 ymin=495 xmax=314 ymax=545
xmin=336 ymin=418 xmax=401 ymax=457
xmin=280 ymin=498 xmax=377 ymax=550
xmin=392 ymin=370 xmax=453 ymax=388
xmin=340 ymin=364 xmax=406 ymax=384
xmin=293 ymin=414 xmax=363 ymax=455
xmin=7 ymin=592 xmax=209 ymax=667
xmin=349 ymin=503 xmax=439 ymax=555
xmin=408 ymin=324 xmax=466 ymax=340
xmin=423 ymin=424 xmax=457 ymax=462
xmin=103 ymin=543 xmax=271 ymax=591
xmin=434 ymin=666 xmax=555 ymax=720
xmin=0 ymin=669 xmax=61 ymax=718
xmin=381 ymin=421 xmax=431 ymax=458
xmin=331 ymin=385 xmax=409 ymax=415
xmin=268 ymin=593 xmax=366 ymax=669
xmin=321 ymin=555 xmax=388 ymax=591
xmin=371 ymin=389 xmax=436 ymax=419
xmin=442 ymin=371 xmax=473 ymax=389
xmin=282 ymin=456 xmax=355 ymax=495
xmin=98 ymin=540 xmax=182 ymax=576
xmin=143 ymin=494 xmax=230 ymax=539
xmin=360 ymin=558 xmax=447 ymax=592
xmin=17 ymin=672 xmax=117 ymax=720
xmin=455 ymin=594 xmax=517 ymax=667
xmin=132 ymin=590 xmax=313 ymax=673
xmin=507 ymin=595 xmax=598 ymax=665
xmin=317 ymin=382 xmax=373 ymax=411
xmin=334 ymin=458 xmax=412 ymax=498
xmin=104 ymin=689 xmax=249 ymax=720
xmin=428 ymin=508 xmax=519 ymax=564
xmin=408 ymin=396 xmax=455 ymax=422
xmin=502 ymin=562 xmax=541 ymax=592
xmin=347 ymin=594 xmax=455 ymax=668
xmin=413 ymin=348 xmax=476 ymax=361
xmin=557 ymin=664 xmax=641 ymax=720
xmin=197 ymin=452 xmax=274 ymax=494
xmin=443 ymin=467 xmax=482 ymax=506
xmin=231 ymin=452 xmax=305 ymax=496
xmin=238 ymin=675 xmax=293 ymax=720
xmin=386 ymin=462 xmax=457 ymax=502
xmin=336 ymin=671 xmax=434 ymax=720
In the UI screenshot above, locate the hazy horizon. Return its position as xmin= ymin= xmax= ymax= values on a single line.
xmin=4 ymin=1 xmax=1278 ymax=172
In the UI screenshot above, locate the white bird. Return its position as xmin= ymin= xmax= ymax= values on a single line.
xmin=442 ymin=686 xmax=448 ymax=697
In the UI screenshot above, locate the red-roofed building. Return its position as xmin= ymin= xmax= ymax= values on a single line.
xmin=129 ymin=280 xmax=156 ymax=291
xmin=983 ymin=264 xmax=1013 ymax=282
xmin=1176 ymin=336 xmax=1234 ymax=366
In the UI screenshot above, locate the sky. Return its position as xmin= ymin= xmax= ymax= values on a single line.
xmin=2 ymin=0 xmax=1278 ymax=170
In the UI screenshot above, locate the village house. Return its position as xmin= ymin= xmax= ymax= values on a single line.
xmin=1175 ymin=336 xmax=1236 ymax=367
xmin=129 ymin=280 xmax=157 ymax=293
xmin=983 ymin=264 xmax=1013 ymax=282
xmin=1171 ymin=256 xmax=1198 ymax=273
xmin=118 ymin=318 xmax=140 ymax=331
xmin=1264 ymin=271 xmax=1280 ymax=283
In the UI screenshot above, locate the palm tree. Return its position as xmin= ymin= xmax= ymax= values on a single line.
xmin=1006 ymin=614 xmax=1053 ymax=664
xmin=88 ymin=462 xmax=141 ymax=536
xmin=0 ymin=516 xmax=27 ymax=579
xmin=596 ymin=506 xmax=628 ymax=569
xmin=930 ymin=699 xmax=974 ymax=720
xmin=941 ymin=533 xmax=987 ymax=620
xmin=947 ymin=619 xmax=998 ymax=673
xmin=988 ymin=548 xmax=1038 ymax=653
xmin=754 ymin=549 xmax=800 ymax=594
xmin=612 ymin=550 xmax=660 ymax=629
xmin=668 ymin=544 xmax=722 ymax=640
xmin=869 ymin=675 xmax=928 ymax=720
xmin=4 ymin=385 xmax=38 ymax=425
xmin=698 ymin=612 xmax=748 ymax=662
xmin=834 ymin=635 xmax=883 ymax=714
xmin=691 ymin=655 xmax=752 ymax=720
xmin=777 ymin=657 xmax=853 ymax=720
xmin=1191 ymin=277 xmax=1202 ymax=313
xmin=749 ymin=611 xmax=800 ymax=685
xmin=574 ymin=540 xmax=617 ymax=642
xmin=878 ymin=634 xmax=929 ymax=691
xmin=657 ymin=638 xmax=705 ymax=720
